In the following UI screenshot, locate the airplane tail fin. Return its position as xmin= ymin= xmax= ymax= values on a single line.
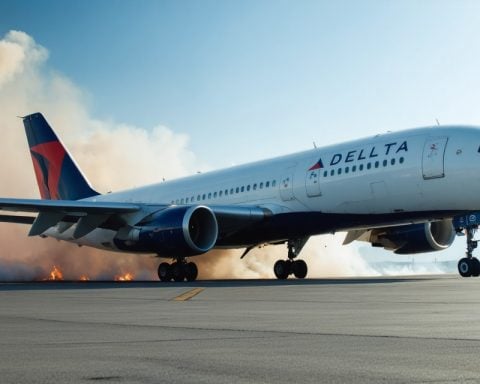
xmin=23 ymin=113 xmax=99 ymax=200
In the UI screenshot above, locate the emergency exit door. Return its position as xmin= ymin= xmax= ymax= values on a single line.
xmin=305 ymin=169 xmax=322 ymax=197
xmin=422 ymin=136 xmax=448 ymax=179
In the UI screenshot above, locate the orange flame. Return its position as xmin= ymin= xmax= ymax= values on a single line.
xmin=46 ymin=265 xmax=64 ymax=281
xmin=79 ymin=275 xmax=90 ymax=281
xmin=115 ymin=272 xmax=134 ymax=281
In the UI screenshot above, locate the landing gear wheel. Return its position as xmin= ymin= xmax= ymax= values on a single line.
xmin=471 ymin=258 xmax=480 ymax=277
xmin=171 ymin=262 xmax=185 ymax=282
xmin=457 ymin=225 xmax=480 ymax=278
xmin=158 ymin=262 xmax=172 ymax=282
xmin=292 ymin=260 xmax=308 ymax=279
xmin=285 ymin=259 xmax=293 ymax=275
xmin=185 ymin=262 xmax=198 ymax=282
xmin=274 ymin=260 xmax=289 ymax=280
xmin=458 ymin=258 xmax=473 ymax=278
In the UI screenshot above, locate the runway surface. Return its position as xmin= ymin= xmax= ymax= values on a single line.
xmin=1 ymin=275 xmax=479 ymax=383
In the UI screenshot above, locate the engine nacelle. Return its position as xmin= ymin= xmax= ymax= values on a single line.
xmin=369 ymin=220 xmax=455 ymax=254
xmin=115 ymin=205 xmax=218 ymax=257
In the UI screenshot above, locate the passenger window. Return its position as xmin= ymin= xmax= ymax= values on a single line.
xmin=337 ymin=168 xmax=342 ymax=175
xmin=323 ymin=171 xmax=328 ymax=177
xmin=208 ymin=193 xmax=212 ymax=199
xmin=266 ymin=181 xmax=270 ymax=188
xmin=391 ymin=158 xmax=395 ymax=166
xmin=367 ymin=163 xmax=371 ymax=170
xmin=214 ymin=192 xmax=217 ymax=198
xmin=230 ymin=188 xmax=234 ymax=194
xmin=260 ymin=182 xmax=264 ymax=189
xmin=383 ymin=160 xmax=387 ymax=167
xmin=345 ymin=167 xmax=349 ymax=174
xmin=352 ymin=165 xmax=357 ymax=172
xmin=236 ymin=187 xmax=239 ymax=193
xmin=374 ymin=161 xmax=379 ymax=168
xmin=197 ymin=195 xmax=201 ymax=201
xmin=247 ymin=185 xmax=251 ymax=191
xmin=359 ymin=164 xmax=364 ymax=171
xmin=253 ymin=184 xmax=257 ymax=190
xmin=272 ymin=180 xmax=277 ymax=187
xmin=219 ymin=191 xmax=223 ymax=197
xmin=241 ymin=186 xmax=244 ymax=192
xmin=330 ymin=169 xmax=335 ymax=176
xmin=399 ymin=157 xmax=405 ymax=164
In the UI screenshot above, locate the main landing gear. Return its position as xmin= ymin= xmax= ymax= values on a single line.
xmin=274 ymin=238 xmax=309 ymax=280
xmin=157 ymin=259 xmax=198 ymax=282
xmin=457 ymin=225 xmax=480 ymax=278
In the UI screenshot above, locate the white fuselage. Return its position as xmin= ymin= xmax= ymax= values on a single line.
xmin=48 ymin=126 xmax=480 ymax=251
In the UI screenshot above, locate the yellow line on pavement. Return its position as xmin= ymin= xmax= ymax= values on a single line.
xmin=172 ymin=287 xmax=205 ymax=301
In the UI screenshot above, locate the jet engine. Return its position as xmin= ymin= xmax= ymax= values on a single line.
xmin=368 ymin=220 xmax=455 ymax=254
xmin=115 ymin=205 xmax=218 ymax=257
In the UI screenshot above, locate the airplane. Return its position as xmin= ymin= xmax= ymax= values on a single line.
xmin=0 ymin=112 xmax=479 ymax=282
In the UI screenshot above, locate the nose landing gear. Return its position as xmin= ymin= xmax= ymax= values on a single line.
xmin=457 ymin=225 xmax=480 ymax=277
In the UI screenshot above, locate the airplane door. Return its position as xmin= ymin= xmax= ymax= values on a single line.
xmin=280 ymin=167 xmax=295 ymax=201
xmin=305 ymin=169 xmax=322 ymax=197
xmin=422 ymin=137 xmax=448 ymax=179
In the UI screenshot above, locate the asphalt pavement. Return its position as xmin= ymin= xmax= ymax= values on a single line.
xmin=0 ymin=275 xmax=479 ymax=383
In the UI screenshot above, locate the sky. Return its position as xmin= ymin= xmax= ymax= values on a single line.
xmin=2 ymin=0 xmax=480 ymax=166
xmin=1 ymin=0 xmax=480 ymax=269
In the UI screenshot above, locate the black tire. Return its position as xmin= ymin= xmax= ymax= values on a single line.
xmin=274 ymin=260 xmax=289 ymax=280
xmin=172 ymin=262 xmax=185 ymax=282
xmin=158 ymin=262 xmax=172 ymax=282
xmin=471 ymin=258 xmax=480 ymax=277
xmin=285 ymin=259 xmax=293 ymax=275
xmin=185 ymin=262 xmax=198 ymax=282
xmin=458 ymin=258 xmax=473 ymax=278
xmin=292 ymin=260 xmax=308 ymax=279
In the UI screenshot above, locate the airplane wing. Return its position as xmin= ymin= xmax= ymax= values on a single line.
xmin=0 ymin=197 xmax=271 ymax=241
xmin=0 ymin=198 xmax=141 ymax=214
xmin=0 ymin=198 xmax=149 ymax=238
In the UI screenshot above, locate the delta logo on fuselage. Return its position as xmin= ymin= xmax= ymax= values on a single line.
xmin=308 ymin=140 xmax=408 ymax=171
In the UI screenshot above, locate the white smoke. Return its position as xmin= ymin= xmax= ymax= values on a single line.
xmin=0 ymin=30 xmax=196 ymax=280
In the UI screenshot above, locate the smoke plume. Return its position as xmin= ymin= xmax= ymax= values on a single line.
xmin=0 ymin=30 xmax=440 ymax=281
xmin=0 ymin=30 xmax=193 ymax=281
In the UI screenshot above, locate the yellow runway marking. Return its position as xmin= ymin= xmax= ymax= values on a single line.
xmin=172 ymin=288 xmax=205 ymax=301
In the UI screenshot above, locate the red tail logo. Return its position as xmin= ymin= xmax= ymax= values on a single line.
xmin=30 ymin=142 xmax=66 ymax=200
